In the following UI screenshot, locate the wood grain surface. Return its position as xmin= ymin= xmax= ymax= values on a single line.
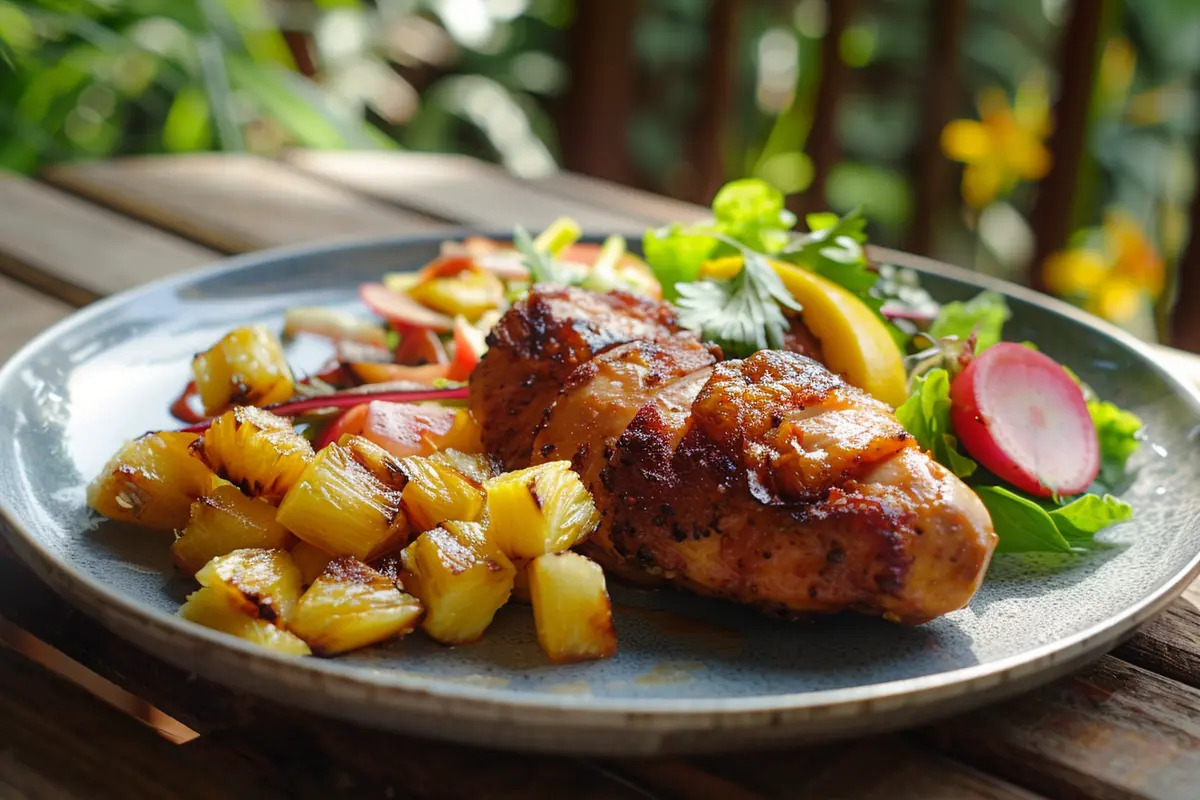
xmin=1 ymin=153 xmax=1199 ymax=799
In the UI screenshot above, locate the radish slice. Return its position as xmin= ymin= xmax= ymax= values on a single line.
xmin=950 ymin=342 xmax=1099 ymax=497
xmin=359 ymin=283 xmax=453 ymax=332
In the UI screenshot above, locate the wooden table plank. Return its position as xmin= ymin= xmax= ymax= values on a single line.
xmin=0 ymin=276 xmax=69 ymax=363
xmin=532 ymin=170 xmax=710 ymax=226
xmin=0 ymin=642 xmax=270 ymax=799
xmin=287 ymin=151 xmax=650 ymax=233
xmin=0 ymin=173 xmax=216 ymax=302
xmin=924 ymin=655 xmax=1200 ymax=800
xmin=43 ymin=155 xmax=447 ymax=255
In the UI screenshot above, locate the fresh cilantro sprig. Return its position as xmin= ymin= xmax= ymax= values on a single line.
xmin=676 ymin=249 xmax=801 ymax=356
xmin=513 ymin=224 xmax=569 ymax=284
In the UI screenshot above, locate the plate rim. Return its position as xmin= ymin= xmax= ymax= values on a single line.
xmin=3 ymin=232 xmax=1200 ymax=730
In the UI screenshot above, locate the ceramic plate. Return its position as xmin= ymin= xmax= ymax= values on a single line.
xmin=3 ymin=235 xmax=1199 ymax=756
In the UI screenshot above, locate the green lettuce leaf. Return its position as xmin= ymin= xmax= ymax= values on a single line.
xmin=894 ymin=368 xmax=977 ymax=478
xmin=975 ymin=486 xmax=1074 ymax=553
xmin=1049 ymin=493 xmax=1134 ymax=543
xmin=928 ymin=291 xmax=1011 ymax=352
xmin=1087 ymin=399 xmax=1143 ymax=485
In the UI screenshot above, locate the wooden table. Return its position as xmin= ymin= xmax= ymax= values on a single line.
xmin=1 ymin=152 xmax=1199 ymax=799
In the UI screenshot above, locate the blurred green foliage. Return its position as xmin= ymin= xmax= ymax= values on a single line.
xmin=1 ymin=0 xmax=1198 ymax=340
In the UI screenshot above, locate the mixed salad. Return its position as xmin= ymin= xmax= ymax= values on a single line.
xmin=87 ymin=178 xmax=1143 ymax=663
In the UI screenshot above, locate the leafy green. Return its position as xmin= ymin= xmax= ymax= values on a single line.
xmin=1088 ymin=400 xmax=1143 ymax=484
xmin=928 ymin=291 xmax=1011 ymax=352
xmin=709 ymin=178 xmax=797 ymax=254
xmin=512 ymin=224 xmax=563 ymax=284
xmin=1049 ymin=493 xmax=1134 ymax=543
xmin=641 ymin=223 xmax=717 ymax=299
xmin=975 ymin=486 xmax=1074 ymax=554
xmin=779 ymin=208 xmax=876 ymax=298
xmin=675 ymin=250 xmax=801 ymax=357
xmin=894 ymin=368 xmax=977 ymax=478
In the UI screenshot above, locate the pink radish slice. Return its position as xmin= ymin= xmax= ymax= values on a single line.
xmin=359 ymin=283 xmax=453 ymax=332
xmin=949 ymin=342 xmax=1099 ymax=497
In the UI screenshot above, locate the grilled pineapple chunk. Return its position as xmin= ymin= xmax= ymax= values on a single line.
xmin=428 ymin=449 xmax=494 ymax=486
xmin=290 ymin=557 xmax=423 ymax=655
xmin=179 ymin=587 xmax=310 ymax=655
xmin=428 ymin=409 xmax=485 ymax=454
xmin=192 ymin=325 xmax=295 ymax=415
xmin=291 ymin=539 xmax=335 ymax=586
xmin=337 ymin=433 xmax=406 ymax=489
xmin=401 ymin=520 xmax=514 ymax=645
xmin=528 ymin=551 xmax=617 ymax=663
xmin=510 ymin=559 xmax=531 ymax=604
xmin=195 ymin=407 xmax=313 ymax=503
xmin=484 ymin=461 xmax=600 ymax=559
xmin=195 ymin=548 xmax=304 ymax=624
xmin=87 ymin=431 xmax=214 ymax=530
xmin=276 ymin=442 xmax=407 ymax=560
xmin=399 ymin=456 xmax=485 ymax=532
xmin=172 ymin=484 xmax=295 ymax=576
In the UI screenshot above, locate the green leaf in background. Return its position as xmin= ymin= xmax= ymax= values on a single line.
xmin=1088 ymin=399 xmax=1143 ymax=484
xmin=929 ymin=291 xmax=1012 ymax=351
xmin=163 ymin=86 xmax=213 ymax=151
xmin=1049 ymin=493 xmax=1134 ymax=543
xmin=976 ymin=485 xmax=1074 ymax=554
xmin=894 ymin=367 xmax=977 ymax=478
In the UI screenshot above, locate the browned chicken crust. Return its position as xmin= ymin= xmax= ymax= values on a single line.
xmin=470 ymin=286 xmax=997 ymax=624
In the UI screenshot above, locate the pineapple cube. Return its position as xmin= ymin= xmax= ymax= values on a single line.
xmin=428 ymin=449 xmax=494 ymax=487
xmin=290 ymin=557 xmax=424 ymax=655
xmin=276 ymin=442 xmax=407 ymax=560
xmin=195 ymin=548 xmax=304 ymax=624
xmin=399 ymin=456 xmax=485 ymax=532
xmin=179 ymin=587 xmax=310 ymax=656
xmin=195 ymin=406 xmax=313 ymax=503
xmin=338 ymin=433 xmax=406 ymax=490
xmin=172 ymin=484 xmax=295 ymax=576
xmin=87 ymin=431 xmax=214 ymax=530
xmin=528 ymin=551 xmax=617 ymax=663
xmin=291 ymin=539 xmax=335 ymax=586
xmin=510 ymin=559 xmax=531 ymax=604
xmin=401 ymin=520 xmax=514 ymax=645
xmin=192 ymin=325 xmax=295 ymax=415
xmin=484 ymin=461 xmax=600 ymax=559
xmin=427 ymin=409 xmax=485 ymax=454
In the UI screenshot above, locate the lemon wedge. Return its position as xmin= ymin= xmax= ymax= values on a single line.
xmin=700 ymin=257 xmax=908 ymax=408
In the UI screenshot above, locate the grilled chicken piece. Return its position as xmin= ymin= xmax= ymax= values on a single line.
xmin=471 ymin=287 xmax=997 ymax=624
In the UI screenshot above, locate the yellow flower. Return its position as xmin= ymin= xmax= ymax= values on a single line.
xmin=1042 ymin=211 xmax=1165 ymax=329
xmin=941 ymin=74 xmax=1053 ymax=208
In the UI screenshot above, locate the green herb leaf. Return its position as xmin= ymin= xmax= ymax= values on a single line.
xmin=513 ymin=224 xmax=564 ymax=285
xmin=929 ymin=291 xmax=1011 ymax=352
xmin=1088 ymin=399 xmax=1143 ymax=484
xmin=676 ymin=250 xmax=800 ymax=357
xmin=710 ymin=178 xmax=796 ymax=254
xmin=1049 ymin=493 xmax=1134 ymax=543
xmin=894 ymin=368 xmax=977 ymax=478
xmin=779 ymin=207 xmax=876 ymax=297
xmin=641 ymin=223 xmax=718 ymax=300
xmin=975 ymin=485 xmax=1074 ymax=554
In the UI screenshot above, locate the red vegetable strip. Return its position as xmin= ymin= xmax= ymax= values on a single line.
xmin=313 ymin=403 xmax=369 ymax=450
xmin=169 ymin=381 xmax=207 ymax=424
xmin=178 ymin=386 xmax=469 ymax=433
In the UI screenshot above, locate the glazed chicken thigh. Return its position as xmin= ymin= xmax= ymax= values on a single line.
xmin=470 ymin=286 xmax=997 ymax=624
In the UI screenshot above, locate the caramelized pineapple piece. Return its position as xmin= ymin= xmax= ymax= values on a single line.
xmin=291 ymin=539 xmax=335 ymax=586
xmin=510 ymin=559 xmax=531 ymax=604
xmin=401 ymin=520 xmax=514 ymax=645
xmin=399 ymin=456 xmax=485 ymax=532
xmin=528 ymin=551 xmax=617 ymax=663
xmin=195 ymin=548 xmax=304 ymax=624
xmin=337 ymin=433 xmax=406 ymax=489
xmin=195 ymin=406 xmax=313 ymax=503
xmin=408 ymin=269 xmax=505 ymax=322
xmin=172 ymin=484 xmax=295 ymax=576
xmin=276 ymin=442 xmax=407 ymax=560
xmin=192 ymin=325 xmax=295 ymax=415
xmin=484 ymin=461 xmax=600 ymax=559
xmin=179 ymin=587 xmax=310 ymax=655
xmin=290 ymin=557 xmax=423 ymax=655
xmin=427 ymin=409 xmax=485 ymax=454
xmin=87 ymin=432 xmax=214 ymax=530
xmin=428 ymin=449 xmax=494 ymax=487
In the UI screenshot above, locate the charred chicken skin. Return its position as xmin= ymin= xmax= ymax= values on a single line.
xmin=470 ymin=286 xmax=997 ymax=624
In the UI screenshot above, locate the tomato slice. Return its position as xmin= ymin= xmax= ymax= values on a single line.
xmin=359 ymin=283 xmax=453 ymax=332
xmin=446 ymin=316 xmax=488 ymax=382
xmin=313 ymin=403 xmax=369 ymax=450
xmin=361 ymin=401 xmax=458 ymax=459
xmin=347 ymin=362 xmax=451 ymax=385
xmin=950 ymin=342 xmax=1099 ymax=497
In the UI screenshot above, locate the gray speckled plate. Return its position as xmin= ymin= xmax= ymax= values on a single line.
xmin=3 ymin=235 xmax=1199 ymax=755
